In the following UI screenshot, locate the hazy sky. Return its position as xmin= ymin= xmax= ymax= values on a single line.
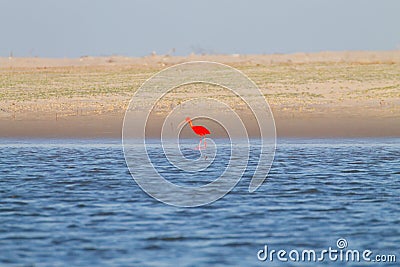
xmin=1 ymin=0 xmax=400 ymax=58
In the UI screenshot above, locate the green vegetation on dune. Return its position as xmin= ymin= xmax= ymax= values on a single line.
xmin=0 ymin=67 xmax=154 ymax=101
xmin=0 ymin=60 xmax=399 ymax=118
xmin=0 ymin=62 xmax=399 ymax=101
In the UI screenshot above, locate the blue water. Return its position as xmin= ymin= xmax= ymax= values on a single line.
xmin=0 ymin=139 xmax=399 ymax=266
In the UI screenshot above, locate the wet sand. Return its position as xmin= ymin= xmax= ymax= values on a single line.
xmin=1 ymin=114 xmax=399 ymax=139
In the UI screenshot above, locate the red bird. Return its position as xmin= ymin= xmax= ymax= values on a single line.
xmin=178 ymin=117 xmax=211 ymax=149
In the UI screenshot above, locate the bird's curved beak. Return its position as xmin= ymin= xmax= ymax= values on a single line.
xmin=177 ymin=120 xmax=186 ymax=130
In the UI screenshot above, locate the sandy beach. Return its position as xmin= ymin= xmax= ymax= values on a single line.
xmin=0 ymin=51 xmax=399 ymax=138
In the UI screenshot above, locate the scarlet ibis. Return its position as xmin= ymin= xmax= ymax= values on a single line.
xmin=178 ymin=117 xmax=211 ymax=149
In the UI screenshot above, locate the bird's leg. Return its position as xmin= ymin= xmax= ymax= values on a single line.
xmin=200 ymin=137 xmax=206 ymax=149
xmin=197 ymin=137 xmax=203 ymax=150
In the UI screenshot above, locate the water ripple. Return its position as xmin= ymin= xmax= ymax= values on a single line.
xmin=0 ymin=138 xmax=399 ymax=266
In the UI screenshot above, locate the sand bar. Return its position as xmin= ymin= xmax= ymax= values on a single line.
xmin=0 ymin=51 xmax=399 ymax=138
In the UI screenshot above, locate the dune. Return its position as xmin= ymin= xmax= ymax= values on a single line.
xmin=0 ymin=51 xmax=399 ymax=138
